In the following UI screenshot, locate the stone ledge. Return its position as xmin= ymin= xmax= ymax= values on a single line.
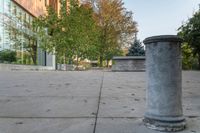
xmin=0 ymin=63 xmax=55 ymax=71
xmin=113 ymin=56 xmax=145 ymax=60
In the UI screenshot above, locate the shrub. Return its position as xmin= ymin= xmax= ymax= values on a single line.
xmin=0 ymin=49 xmax=17 ymax=63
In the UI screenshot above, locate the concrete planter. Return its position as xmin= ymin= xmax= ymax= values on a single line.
xmin=112 ymin=56 xmax=145 ymax=72
xmin=57 ymin=64 xmax=75 ymax=71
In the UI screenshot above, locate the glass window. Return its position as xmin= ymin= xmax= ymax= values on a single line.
xmin=0 ymin=0 xmax=3 ymax=13
xmin=18 ymin=10 xmax=22 ymax=21
xmin=23 ymin=12 xmax=26 ymax=22
xmin=0 ymin=0 xmax=38 ymax=65
xmin=0 ymin=26 xmax=3 ymax=51
xmin=4 ymin=0 xmax=10 ymax=14
xmin=13 ymin=5 xmax=17 ymax=16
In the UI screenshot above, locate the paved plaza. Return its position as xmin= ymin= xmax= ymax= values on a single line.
xmin=0 ymin=70 xmax=199 ymax=133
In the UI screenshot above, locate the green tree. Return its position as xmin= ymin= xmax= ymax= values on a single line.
xmin=33 ymin=0 xmax=137 ymax=68
xmin=66 ymin=1 xmax=100 ymax=66
xmin=33 ymin=0 xmax=100 ymax=67
xmin=33 ymin=6 xmax=60 ymax=54
xmin=178 ymin=7 xmax=200 ymax=69
xmin=127 ymin=39 xmax=145 ymax=56
xmin=181 ymin=43 xmax=198 ymax=69
xmin=92 ymin=0 xmax=137 ymax=66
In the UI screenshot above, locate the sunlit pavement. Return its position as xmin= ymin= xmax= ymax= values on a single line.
xmin=0 ymin=70 xmax=199 ymax=133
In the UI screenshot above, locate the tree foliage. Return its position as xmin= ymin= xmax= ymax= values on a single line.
xmin=178 ymin=7 xmax=200 ymax=69
xmin=33 ymin=0 xmax=100 ymax=66
xmin=181 ymin=43 xmax=198 ymax=69
xmin=65 ymin=1 xmax=100 ymax=64
xmin=33 ymin=6 xmax=62 ymax=57
xmin=91 ymin=0 xmax=138 ymax=66
xmin=126 ymin=39 xmax=145 ymax=56
xmin=33 ymin=0 xmax=137 ymax=67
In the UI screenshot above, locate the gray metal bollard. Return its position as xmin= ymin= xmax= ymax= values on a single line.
xmin=143 ymin=35 xmax=186 ymax=132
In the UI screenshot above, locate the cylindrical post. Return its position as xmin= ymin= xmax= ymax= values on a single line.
xmin=143 ymin=35 xmax=186 ymax=132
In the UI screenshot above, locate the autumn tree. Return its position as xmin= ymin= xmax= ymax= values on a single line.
xmin=34 ymin=0 xmax=137 ymax=68
xmin=92 ymin=0 xmax=137 ymax=66
xmin=178 ymin=7 xmax=200 ymax=69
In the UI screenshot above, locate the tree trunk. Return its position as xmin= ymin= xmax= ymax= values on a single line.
xmin=99 ymin=56 xmax=103 ymax=67
xmin=32 ymin=55 xmax=37 ymax=65
xmin=30 ymin=40 xmax=37 ymax=65
xmin=30 ymin=51 xmax=37 ymax=65
xmin=68 ymin=58 xmax=72 ymax=64
xmin=64 ymin=53 xmax=66 ymax=71
xmin=76 ymin=55 xmax=79 ymax=68
xmin=198 ymin=54 xmax=200 ymax=70
xmin=106 ymin=59 xmax=109 ymax=68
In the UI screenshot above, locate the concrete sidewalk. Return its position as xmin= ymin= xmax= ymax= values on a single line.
xmin=0 ymin=70 xmax=199 ymax=133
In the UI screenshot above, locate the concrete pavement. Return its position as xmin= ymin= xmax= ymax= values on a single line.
xmin=0 ymin=70 xmax=199 ymax=133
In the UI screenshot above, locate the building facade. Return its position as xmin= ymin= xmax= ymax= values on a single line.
xmin=0 ymin=0 xmax=58 ymax=66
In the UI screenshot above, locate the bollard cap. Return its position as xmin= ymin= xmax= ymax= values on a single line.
xmin=143 ymin=35 xmax=183 ymax=44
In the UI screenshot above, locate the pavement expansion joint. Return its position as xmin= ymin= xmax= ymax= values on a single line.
xmin=93 ymin=71 xmax=105 ymax=133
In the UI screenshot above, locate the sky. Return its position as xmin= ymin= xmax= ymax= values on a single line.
xmin=123 ymin=0 xmax=200 ymax=41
